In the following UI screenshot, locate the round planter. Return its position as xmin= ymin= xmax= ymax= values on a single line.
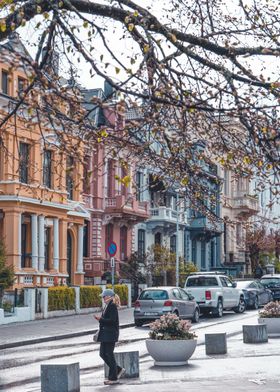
xmin=258 ymin=317 xmax=280 ymax=337
xmin=145 ymin=339 xmax=197 ymax=366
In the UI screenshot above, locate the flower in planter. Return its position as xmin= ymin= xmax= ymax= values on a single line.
xmin=259 ymin=301 xmax=280 ymax=318
xmin=149 ymin=313 xmax=197 ymax=340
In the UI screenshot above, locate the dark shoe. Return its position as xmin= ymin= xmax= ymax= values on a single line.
xmin=104 ymin=379 xmax=119 ymax=385
xmin=117 ymin=368 xmax=126 ymax=379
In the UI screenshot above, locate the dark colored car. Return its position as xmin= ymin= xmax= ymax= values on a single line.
xmin=134 ymin=286 xmax=200 ymax=327
xmin=260 ymin=274 xmax=280 ymax=301
xmin=236 ymin=280 xmax=273 ymax=309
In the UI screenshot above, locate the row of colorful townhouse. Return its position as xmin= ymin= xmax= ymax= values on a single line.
xmin=0 ymin=34 xmax=270 ymax=290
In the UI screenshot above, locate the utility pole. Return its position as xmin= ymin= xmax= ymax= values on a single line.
xmin=176 ymin=191 xmax=179 ymax=287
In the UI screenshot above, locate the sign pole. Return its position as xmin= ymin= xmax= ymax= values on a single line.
xmin=111 ymin=257 xmax=115 ymax=290
xmin=107 ymin=242 xmax=117 ymax=291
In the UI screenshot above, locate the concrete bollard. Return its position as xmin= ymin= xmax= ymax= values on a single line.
xmin=243 ymin=324 xmax=268 ymax=344
xmin=205 ymin=333 xmax=227 ymax=355
xmin=104 ymin=351 xmax=139 ymax=379
xmin=41 ymin=363 xmax=80 ymax=392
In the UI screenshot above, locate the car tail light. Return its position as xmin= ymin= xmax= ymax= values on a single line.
xmin=205 ymin=290 xmax=211 ymax=300
xmin=164 ymin=300 xmax=173 ymax=307
xmin=134 ymin=300 xmax=140 ymax=308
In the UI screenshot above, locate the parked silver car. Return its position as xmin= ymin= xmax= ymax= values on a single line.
xmin=134 ymin=286 xmax=200 ymax=327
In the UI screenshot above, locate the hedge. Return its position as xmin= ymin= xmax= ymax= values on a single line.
xmin=107 ymin=284 xmax=128 ymax=306
xmin=48 ymin=287 xmax=75 ymax=311
xmin=47 ymin=284 xmax=128 ymax=311
xmin=80 ymin=286 xmax=102 ymax=308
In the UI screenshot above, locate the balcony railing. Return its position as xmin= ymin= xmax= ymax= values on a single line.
xmin=149 ymin=206 xmax=186 ymax=224
xmin=106 ymin=197 xmax=117 ymax=207
xmin=82 ymin=194 xmax=94 ymax=209
xmin=46 ymin=277 xmax=54 ymax=286
xmin=23 ymin=275 xmax=33 ymax=285
xmin=232 ymin=192 xmax=259 ymax=213
xmin=105 ymin=195 xmax=149 ymax=218
xmin=189 ymin=216 xmax=223 ymax=234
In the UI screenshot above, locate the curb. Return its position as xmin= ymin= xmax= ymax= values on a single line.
xmin=0 ymin=322 xmax=135 ymax=350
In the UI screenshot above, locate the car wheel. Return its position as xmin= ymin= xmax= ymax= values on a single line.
xmin=173 ymin=310 xmax=179 ymax=317
xmin=253 ymin=296 xmax=259 ymax=310
xmin=134 ymin=319 xmax=143 ymax=327
xmin=212 ymin=300 xmax=223 ymax=318
xmin=192 ymin=308 xmax=200 ymax=323
xmin=233 ymin=297 xmax=246 ymax=313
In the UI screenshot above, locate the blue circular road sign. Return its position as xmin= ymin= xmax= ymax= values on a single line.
xmin=107 ymin=241 xmax=117 ymax=257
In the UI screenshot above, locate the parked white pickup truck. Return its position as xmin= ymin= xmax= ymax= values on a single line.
xmin=184 ymin=272 xmax=246 ymax=317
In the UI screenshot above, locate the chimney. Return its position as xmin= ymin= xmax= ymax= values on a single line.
xmin=42 ymin=46 xmax=59 ymax=75
xmin=104 ymin=80 xmax=116 ymax=101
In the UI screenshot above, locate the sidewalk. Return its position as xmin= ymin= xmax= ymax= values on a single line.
xmin=0 ymin=307 xmax=134 ymax=349
xmin=80 ymin=315 xmax=280 ymax=392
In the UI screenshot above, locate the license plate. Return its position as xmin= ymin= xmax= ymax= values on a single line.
xmin=144 ymin=312 xmax=158 ymax=316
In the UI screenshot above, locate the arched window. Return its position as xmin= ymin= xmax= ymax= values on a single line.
xmin=138 ymin=229 xmax=145 ymax=258
xmin=83 ymin=221 xmax=90 ymax=258
xmin=120 ymin=226 xmax=127 ymax=260
xmin=191 ymin=239 xmax=197 ymax=264
xmin=201 ymin=241 xmax=206 ymax=269
xmin=107 ymin=159 xmax=115 ymax=197
xmin=170 ymin=235 xmax=176 ymax=254
xmin=155 ymin=232 xmax=161 ymax=245
xmin=105 ymin=223 xmax=114 ymax=257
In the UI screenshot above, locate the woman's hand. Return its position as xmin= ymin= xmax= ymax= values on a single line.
xmin=94 ymin=315 xmax=101 ymax=321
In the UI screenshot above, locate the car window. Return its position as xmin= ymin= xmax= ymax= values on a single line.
xmin=236 ymin=281 xmax=251 ymax=289
xmin=139 ymin=290 xmax=168 ymax=300
xmin=173 ymin=289 xmax=182 ymax=299
xmin=257 ymin=282 xmax=265 ymax=289
xmin=220 ymin=276 xmax=228 ymax=287
xmin=225 ymin=277 xmax=234 ymax=287
xmin=260 ymin=278 xmax=280 ymax=287
xmin=186 ymin=277 xmax=219 ymax=287
xmin=248 ymin=282 xmax=258 ymax=289
xmin=179 ymin=288 xmax=190 ymax=300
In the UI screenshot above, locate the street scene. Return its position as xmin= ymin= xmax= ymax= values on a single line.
xmin=0 ymin=0 xmax=280 ymax=391
xmin=1 ymin=308 xmax=280 ymax=392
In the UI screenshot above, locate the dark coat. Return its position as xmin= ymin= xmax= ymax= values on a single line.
xmin=98 ymin=300 xmax=119 ymax=342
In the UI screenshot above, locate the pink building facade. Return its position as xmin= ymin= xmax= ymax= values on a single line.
xmin=82 ymin=89 xmax=149 ymax=284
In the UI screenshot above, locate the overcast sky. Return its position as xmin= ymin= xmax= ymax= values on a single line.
xmin=14 ymin=0 xmax=279 ymax=93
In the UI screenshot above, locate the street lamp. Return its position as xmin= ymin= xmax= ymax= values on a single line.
xmin=176 ymin=191 xmax=179 ymax=287
xmin=175 ymin=187 xmax=186 ymax=287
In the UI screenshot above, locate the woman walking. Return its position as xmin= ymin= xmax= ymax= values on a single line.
xmin=94 ymin=289 xmax=125 ymax=385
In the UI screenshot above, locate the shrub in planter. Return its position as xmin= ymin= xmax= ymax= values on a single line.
xmin=80 ymin=286 xmax=102 ymax=308
xmin=259 ymin=301 xmax=280 ymax=318
xmin=149 ymin=313 xmax=197 ymax=340
xmin=146 ymin=313 xmax=197 ymax=366
xmin=258 ymin=301 xmax=280 ymax=337
xmin=48 ymin=287 xmax=75 ymax=311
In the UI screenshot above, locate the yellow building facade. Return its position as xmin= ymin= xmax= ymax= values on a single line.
xmin=0 ymin=35 xmax=88 ymax=288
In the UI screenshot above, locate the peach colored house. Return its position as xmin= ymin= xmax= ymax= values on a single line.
xmin=0 ymin=34 xmax=89 ymax=288
xmin=221 ymin=167 xmax=259 ymax=275
xmin=82 ymin=88 xmax=149 ymax=283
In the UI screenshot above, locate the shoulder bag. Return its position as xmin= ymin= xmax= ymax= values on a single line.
xmin=93 ymin=330 xmax=99 ymax=342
